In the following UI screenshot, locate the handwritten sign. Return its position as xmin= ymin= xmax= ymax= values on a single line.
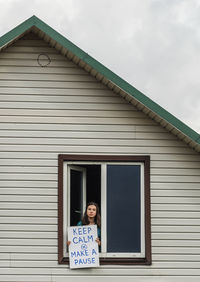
xmin=68 ymin=225 xmax=99 ymax=269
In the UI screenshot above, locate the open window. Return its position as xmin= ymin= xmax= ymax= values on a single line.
xmin=58 ymin=155 xmax=151 ymax=265
xmin=68 ymin=165 xmax=87 ymax=226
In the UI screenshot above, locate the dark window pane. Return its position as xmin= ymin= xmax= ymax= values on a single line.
xmin=85 ymin=165 xmax=101 ymax=208
xmin=107 ymin=165 xmax=141 ymax=253
xmin=70 ymin=170 xmax=83 ymax=226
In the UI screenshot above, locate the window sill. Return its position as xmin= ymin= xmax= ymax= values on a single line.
xmin=59 ymin=257 xmax=151 ymax=265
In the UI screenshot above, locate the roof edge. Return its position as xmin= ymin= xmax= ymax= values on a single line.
xmin=0 ymin=15 xmax=37 ymax=48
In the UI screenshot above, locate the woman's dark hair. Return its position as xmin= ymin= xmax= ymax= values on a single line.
xmin=82 ymin=202 xmax=101 ymax=228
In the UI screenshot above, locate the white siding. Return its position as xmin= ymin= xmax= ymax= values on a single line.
xmin=0 ymin=34 xmax=200 ymax=282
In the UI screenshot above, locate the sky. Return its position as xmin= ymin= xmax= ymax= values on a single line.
xmin=0 ymin=0 xmax=200 ymax=133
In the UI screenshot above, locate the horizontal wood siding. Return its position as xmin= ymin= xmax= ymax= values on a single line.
xmin=0 ymin=35 xmax=200 ymax=281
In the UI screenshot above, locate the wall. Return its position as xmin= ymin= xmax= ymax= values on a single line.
xmin=0 ymin=34 xmax=200 ymax=282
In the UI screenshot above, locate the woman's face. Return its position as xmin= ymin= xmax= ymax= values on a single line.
xmin=86 ymin=205 xmax=97 ymax=218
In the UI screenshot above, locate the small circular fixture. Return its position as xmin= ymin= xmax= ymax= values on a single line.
xmin=81 ymin=244 xmax=88 ymax=250
xmin=37 ymin=53 xmax=51 ymax=67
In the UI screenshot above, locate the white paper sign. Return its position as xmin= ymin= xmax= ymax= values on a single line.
xmin=68 ymin=225 xmax=99 ymax=269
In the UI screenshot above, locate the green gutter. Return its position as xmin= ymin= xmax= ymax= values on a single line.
xmin=0 ymin=15 xmax=200 ymax=145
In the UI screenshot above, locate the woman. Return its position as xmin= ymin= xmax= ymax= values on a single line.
xmin=68 ymin=202 xmax=101 ymax=246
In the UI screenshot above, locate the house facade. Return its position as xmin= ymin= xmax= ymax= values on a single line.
xmin=0 ymin=16 xmax=200 ymax=282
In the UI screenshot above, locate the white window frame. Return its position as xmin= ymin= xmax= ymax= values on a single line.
xmin=63 ymin=163 xmax=86 ymax=257
xmin=63 ymin=161 xmax=145 ymax=258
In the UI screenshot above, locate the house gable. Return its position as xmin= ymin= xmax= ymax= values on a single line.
xmin=0 ymin=15 xmax=199 ymax=153
xmin=0 ymin=31 xmax=197 ymax=161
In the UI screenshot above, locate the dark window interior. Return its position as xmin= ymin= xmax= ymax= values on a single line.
xmin=70 ymin=169 xmax=84 ymax=226
xmin=70 ymin=165 xmax=101 ymax=226
xmin=85 ymin=165 xmax=101 ymax=208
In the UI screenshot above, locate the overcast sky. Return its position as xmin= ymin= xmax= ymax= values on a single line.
xmin=0 ymin=0 xmax=200 ymax=133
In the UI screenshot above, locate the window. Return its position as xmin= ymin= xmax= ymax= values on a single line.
xmin=58 ymin=155 xmax=151 ymax=265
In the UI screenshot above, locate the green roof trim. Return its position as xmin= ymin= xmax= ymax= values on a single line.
xmin=0 ymin=16 xmax=35 ymax=48
xmin=0 ymin=15 xmax=200 ymax=146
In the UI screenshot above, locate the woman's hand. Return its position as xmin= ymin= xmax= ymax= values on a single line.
xmin=67 ymin=241 xmax=71 ymax=246
xmin=95 ymin=238 xmax=101 ymax=246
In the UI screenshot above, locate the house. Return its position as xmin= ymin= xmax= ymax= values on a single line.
xmin=0 ymin=15 xmax=200 ymax=281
